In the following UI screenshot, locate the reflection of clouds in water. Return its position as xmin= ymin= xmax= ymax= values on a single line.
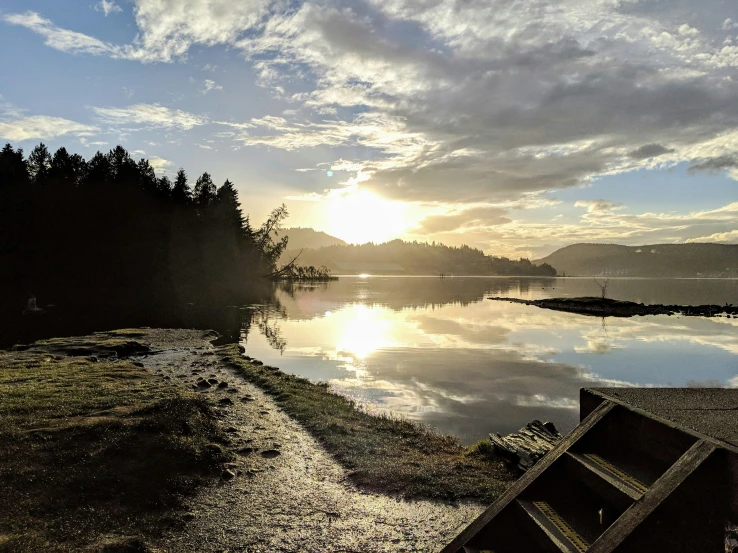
xmin=328 ymin=346 xmax=636 ymax=443
xmin=589 ymin=316 xmax=738 ymax=356
xmin=247 ymin=279 xmax=738 ymax=444
xmin=575 ymin=341 xmax=617 ymax=354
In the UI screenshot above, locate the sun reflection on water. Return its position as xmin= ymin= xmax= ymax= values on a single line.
xmin=335 ymin=303 xmax=395 ymax=360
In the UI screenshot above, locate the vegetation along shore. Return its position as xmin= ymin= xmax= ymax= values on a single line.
xmin=489 ymin=296 xmax=738 ymax=318
xmin=0 ymin=328 xmax=516 ymax=553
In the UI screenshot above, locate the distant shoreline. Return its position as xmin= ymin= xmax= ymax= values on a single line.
xmin=488 ymin=296 xmax=738 ymax=318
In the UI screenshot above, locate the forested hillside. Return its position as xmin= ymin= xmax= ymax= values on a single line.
xmin=288 ymin=240 xmax=557 ymax=276
xmin=282 ymin=228 xmax=346 ymax=250
xmin=0 ymin=142 xmax=288 ymax=315
xmin=537 ymin=243 xmax=738 ymax=277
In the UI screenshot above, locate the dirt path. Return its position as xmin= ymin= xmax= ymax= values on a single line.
xmin=134 ymin=329 xmax=484 ymax=553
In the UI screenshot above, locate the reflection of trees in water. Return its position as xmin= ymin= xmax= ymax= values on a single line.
xmin=269 ymin=277 xmax=556 ymax=321
xmin=276 ymin=280 xmax=332 ymax=299
xmin=248 ymin=302 xmax=288 ymax=353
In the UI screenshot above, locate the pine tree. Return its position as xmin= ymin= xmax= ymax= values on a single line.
xmin=193 ymin=172 xmax=216 ymax=207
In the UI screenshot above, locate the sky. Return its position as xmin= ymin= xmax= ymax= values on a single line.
xmin=1 ymin=0 xmax=737 ymax=258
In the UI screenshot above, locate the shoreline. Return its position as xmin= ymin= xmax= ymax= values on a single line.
xmin=489 ymin=296 xmax=738 ymax=318
xmin=0 ymin=328 xmax=515 ymax=552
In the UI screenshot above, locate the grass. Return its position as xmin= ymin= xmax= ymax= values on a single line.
xmin=0 ymin=345 xmax=228 ymax=553
xmin=220 ymin=345 xmax=516 ymax=503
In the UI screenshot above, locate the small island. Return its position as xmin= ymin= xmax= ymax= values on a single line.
xmin=488 ymin=296 xmax=738 ymax=318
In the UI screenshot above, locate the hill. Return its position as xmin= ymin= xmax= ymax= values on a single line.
xmin=536 ymin=243 xmax=738 ymax=277
xmin=282 ymin=228 xmax=346 ymax=251
xmin=283 ymin=239 xmax=557 ymax=276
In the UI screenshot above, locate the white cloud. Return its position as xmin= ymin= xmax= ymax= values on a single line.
xmin=94 ymin=0 xmax=122 ymax=16
xmin=4 ymin=0 xmax=738 ymax=242
xmin=147 ymin=156 xmax=173 ymax=174
xmin=124 ymin=0 xmax=270 ymax=62
xmin=685 ymin=230 xmax=738 ymax=243
xmin=0 ymin=115 xmax=98 ymax=141
xmin=575 ymin=200 xmax=625 ymax=213
xmin=93 ymin=103 xmax=208 ymax=130
xmin=201 ymin=79 xmax=223 ymax=95
xmin=4 ymin=11 xmax=121 ymax=57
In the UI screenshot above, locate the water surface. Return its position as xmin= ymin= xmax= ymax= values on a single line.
xmin=241 ymin=277 xmax=738 ymax=444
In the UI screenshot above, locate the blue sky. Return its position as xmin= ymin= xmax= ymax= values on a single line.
xmin=1 ymin=0 xmax=737 ymax=256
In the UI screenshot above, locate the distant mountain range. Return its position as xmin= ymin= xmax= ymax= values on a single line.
xmin=536 ymin=243 xmax=738 ymax=278
xmin=282 ymin=227 xmax=347 ymax=251
xmin=280 ymin=238 xmax=556 ymax=276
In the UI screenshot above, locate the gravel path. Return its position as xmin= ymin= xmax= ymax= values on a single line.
xmin=133 ymin=329 xmax=485 ymax=553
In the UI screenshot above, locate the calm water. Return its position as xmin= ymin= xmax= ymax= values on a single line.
xmin=241 ymin=277 xmax=738 ymax=444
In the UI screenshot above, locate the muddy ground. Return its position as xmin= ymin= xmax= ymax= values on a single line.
xmin=133 ymin=328 xmax=486 ymax=553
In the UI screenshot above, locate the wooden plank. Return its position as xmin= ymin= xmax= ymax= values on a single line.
xmin=586 ymin=439 xmax=716 ymax=553
xmin=566 ymin=452 xmax=645 ymax=501
xmin=518 ymin=500 xmax=586 ymax=553
xmin=438 ymin=400 xmax=614 ymax=553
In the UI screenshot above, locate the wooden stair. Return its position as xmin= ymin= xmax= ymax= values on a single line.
xmin=441 ymin=390 xmax=733 ymax=553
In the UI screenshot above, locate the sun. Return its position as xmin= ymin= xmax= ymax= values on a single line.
xmin=322 ymin=190 xmax=408 ymax=244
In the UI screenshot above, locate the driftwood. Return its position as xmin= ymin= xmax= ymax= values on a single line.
xmin=489 ymin=420 xmax=563 ymax=472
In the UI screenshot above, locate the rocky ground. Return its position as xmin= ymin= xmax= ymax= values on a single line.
xmin=133 ymin=329 xmax=485 ymax=553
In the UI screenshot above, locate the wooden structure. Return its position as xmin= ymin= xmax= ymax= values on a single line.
xmin=441 ymin=388 xmax=738 ymax=552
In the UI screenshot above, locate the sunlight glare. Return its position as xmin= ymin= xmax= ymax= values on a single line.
xmin=335 ymin=304 xmax=393 ymax=359
xmin=323 ymin=190 xmax=407 ymax=244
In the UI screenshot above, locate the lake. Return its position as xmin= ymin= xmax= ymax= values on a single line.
xmin=240 ymin=276 xmax=738 ymax=444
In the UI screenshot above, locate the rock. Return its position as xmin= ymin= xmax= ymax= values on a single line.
xmin=238 ymin=345 xmax=246 ymax=354
xmin=131 ymin=362 xmax=144 ymax=368
xmin=217 ymin=381 xmax=229 ymax=388
xmin=221 ymin=469 xmax=236 ymax=480
xmin=261 ymin=449 xmax=281 ymax=459
xmin=196 ymin=380 xmax=211 ymax=388
xmin=240 ymin=396 xmax=254 ymax=402
xmin=218 ymin=397 xmax=234 ymax=406
xmin=224 ymin=426 xmax=238 ymax=433
xmin=207 ymin=378 xmax=219 ymax=385
xmin=196 ymin=377 xmax=204 ymax=381
xmin=227 ymin=388 xmax=238 ymax=394
xmin=251 ymin=360 xmax=263 ymax=366
xmin=236 ymin=447 xmax=255 ymax=456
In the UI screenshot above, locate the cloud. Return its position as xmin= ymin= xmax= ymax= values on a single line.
xmin=124 ymin=0 xmax=270 ymax=62
xmin=687 ymin=155 xmax=738 ymax=174
xmin=685 ymin=229 xmax=738 ymax=244
xmin=201 ymin=79 xmax=223 ymax=95
xmin=6 ymin=0 xmax=738 ymax=219
xmin=575 ymin=200 xmax=625 ymax=213
xmin=146 ymin=155 xmax=173 ymax=173
xmin=4 ymin=11 xmax=122 ymax=57
xmin=414 ymin=206 xmax=512 ymax=235
xmin=628 ymin=143 xmax=675 ymax=160
xmin=93 ymin=103 xmax=208 ymax=130
xmin=0 ymin=115 xmax=98 ymax=141
xmin=94 ymin=0 xmax=122 ymax=16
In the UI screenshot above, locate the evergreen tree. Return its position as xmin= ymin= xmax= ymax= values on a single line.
xmin=193 ymin=172 xmax=216 ymax=207
xmin=171 ymin=168 xmax=190 ymax=204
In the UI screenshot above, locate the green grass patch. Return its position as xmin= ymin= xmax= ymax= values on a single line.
xmin=0 ymin=345 xmax=228 ymax=553
xmin=220 ymin=345 xmax=515 ymax=503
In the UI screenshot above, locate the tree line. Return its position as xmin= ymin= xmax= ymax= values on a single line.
xmin=0 ymin=142 xmax=290 ymax=315
xmin=287 ymin=239 xmax=558 ymax=276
